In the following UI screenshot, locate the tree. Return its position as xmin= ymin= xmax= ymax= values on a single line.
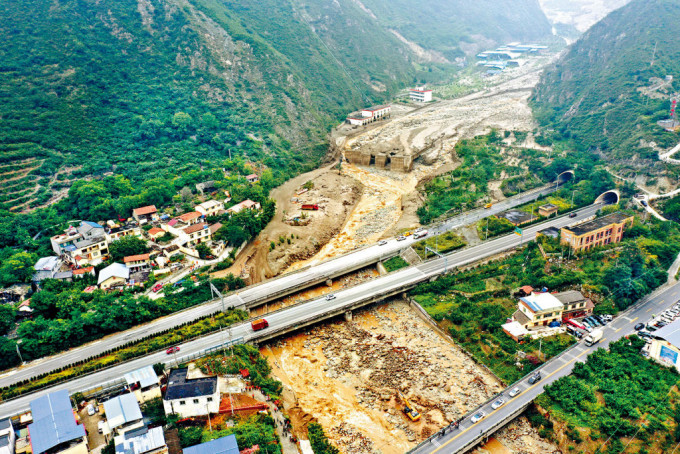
xmin=180 ymin=186 xmax=193 ymax=203
xmin=172 ymin=112 xmax=193 ymax=135
xmin=0 ymin=305 xmax=15 ymax=335
xmin=109 ymin=236 xmax=150 ymax=262
xmin=196 ymin=243 xmax=212 ymax=260
xmin=0 ymin=251 xmax=38 ymax=286
xmin=216 ymin=225 xmax=248 ymax=246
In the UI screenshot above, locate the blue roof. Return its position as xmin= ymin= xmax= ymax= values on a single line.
xmin=83 ymin=221 xmax=104 ymax=229
xmin=183 ymin=434 xmax=239 ymax=454
xmin=28 ymin=390 xmax=86 ymax=454
xmin=103 ymin=393 xmax=142 ymax=430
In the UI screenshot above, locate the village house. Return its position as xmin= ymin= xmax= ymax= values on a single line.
xmin=105 ymin=220 xmax=143 ymax=242
xmin=245 ymin=174 xmax=259 ymax=184
xmin=50 ymin=221 xmax=109 ymax=265
xmin=0 ymin=418 xmax=15 ymax=454
xmin=555 ymin=289 xmax=594 ymax=319
xmin=72 ymin=266 xmax=95 ymax=278
xmin=512 ymin=292 xmax=564 ymax=329
xmin=132 ymin=205 xmax=158 ymax=224
xmin=163 ymin=368 xmax=219 ymax=418
xmin=226 ymin=199 xmax=261 ymax=215
xmin=147 ymin=227 xmax=165 ymax=240
xmin=103 ymin=393 xmax=144 ymax=436
xmin=124 ymin=254 xmax=152 ymax=273
xmin=114 ymin=427 xmax=167 ymax=454
xmin=98 ymin=263 xmax=130 ymax=290
xmin=124 ymin=365 xmax=162 ymax=403
xmin=195 ymin=200 xmax=224 ymax=217
xmin=183 ymin=223 xmax=212 ymax=246
xmin=409 ymin=87 xmax=433 ymax=102
xmin=538 ymin=203 xmax=558 ymax=217
xmin=560 ymin=212 xmax=634 ymax=252
xmin=176 ymin=211 xmax=203 ymax=226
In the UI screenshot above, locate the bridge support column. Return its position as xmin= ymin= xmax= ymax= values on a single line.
xmin=344 ymin=311 xmax=353 ymax=322
xmin=377 ymin=262 xmax=387 ymax=275
xmin=326 ymin=279 xmax=333 ymax=287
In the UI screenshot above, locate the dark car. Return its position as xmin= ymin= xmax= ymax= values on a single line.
xmin=594 ymin=315 xmax=607 ymax=325
xmin=647 ymin=324 xmax=658 ymax=332
xmin=528 ymin=372 xmax=542 ymax=385
xmin=638 ymin=331 xmax=652 ymax=338
xmin=569 ymin=212 xmax=577 ymax=218
xmin=634 ymin=322 xmax=645 ymax=331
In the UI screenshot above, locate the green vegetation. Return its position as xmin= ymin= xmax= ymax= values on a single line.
xmin=308 ymin=423 xmax=340 ymax=454
xmin=0 ymin=310 xmax=246 ymax=400
xmin=383 ymin=256 xmax=409 ymax=273
xmin=178 ymin=414 xmax=280 ymax=453
xmin=0 ymin=271 xmax=245 ymax=372
xmin=108 ymin=236 xmax=149 ymax=262
xmin=410 ymin=216 xmax=680 ymax=382
xmin=531 ymin=0 xmax=680 ymax=175
xmin=538 ymin=336 xmax=680 ymax=453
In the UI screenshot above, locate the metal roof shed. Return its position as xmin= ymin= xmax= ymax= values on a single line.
xmin=103 ymin=393 xmax=143 ymax=430
xmin=124 ymin=365 xmax=159 ymax=389
xmin=28 ymin=390 xmax=86 ymax=454
xmin=183 ymin=434 xmax=239 ymax=454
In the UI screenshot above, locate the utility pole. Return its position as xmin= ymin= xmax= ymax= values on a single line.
xmin=571 ymin=190 xmax=575 ymax=209
xmin=15 ymin=341 xmax=23 ymax=364
xmin=485 ymin=218 xmax=489 ymax=240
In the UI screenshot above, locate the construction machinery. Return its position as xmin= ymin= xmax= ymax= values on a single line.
xmin=398 ymin=391 xmax=421 ymax=422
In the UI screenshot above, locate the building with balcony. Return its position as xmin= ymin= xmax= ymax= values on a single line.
xmin=512 ymin=292 xmax=564 ymax=329
xmin=409 ymin=87 xmax=433 ymax=102
xmin=163 ymin=368 xmax=219 ymax=418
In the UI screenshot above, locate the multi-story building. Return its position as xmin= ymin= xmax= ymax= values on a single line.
xmin=28 ymin=390 xmax=87 ymax=454
xmin=346 ymin=105 xmax=392 ymax=126
xmin=560 ymin=212 xmax=634 ymax=252
xmin=409 ymin=87 xmax=433 ymax=102
xmin=648 ymin=319 xmax=680 ymax=372
xmin=0 ymin=418 xmax=15 ymax=454
xmin=124 ymin=365 xmax=162 ymax=403
xmin=226 ymin=199 xmax=261 ymax=215
xmin=555 ymin=290 xmax=593 ymax=320
xmin=98 ymin=263 xmax=130 ymax=290
xmin=183 ymin=224 xmax=212 ymax=246
xmin=105 ymin=220 xmax=143 ymax=242
xmin=195 ymin=200 xmax=225 ymax=217
xmin=163 ymin=368 xmax=219 ymax=418
xmin=124 ymin=254 xmax=152 ymax=274
xmin=512 ymin=292 xmax=564 ymax=329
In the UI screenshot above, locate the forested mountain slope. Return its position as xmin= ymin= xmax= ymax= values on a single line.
xmin=531 ymin=0 xmax=680 ymax=177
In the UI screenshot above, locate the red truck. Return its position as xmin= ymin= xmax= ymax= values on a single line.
xmin=251 ymin=318 xmax=269 ymax=331
xmin=301 ymin=204 xmax=319 ymax=210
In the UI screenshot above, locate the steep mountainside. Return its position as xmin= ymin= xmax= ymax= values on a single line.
xmin=0 ymin=0 xmax=552 ymax=213
xmin=531 ymin=0 xmax=680 ymax=177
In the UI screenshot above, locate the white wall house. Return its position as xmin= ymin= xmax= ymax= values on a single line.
xmin=163 ymin=369 xmax=219 ymax=418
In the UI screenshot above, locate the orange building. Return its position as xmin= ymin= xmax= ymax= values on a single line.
xmin=560 ymin=212 xmax=634 ymax=252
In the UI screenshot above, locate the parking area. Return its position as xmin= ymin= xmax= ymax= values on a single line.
xmin=77 ymin=400 xmax=108 ymax=450
xmin=563 ymin=313 xmax=613 ymax=339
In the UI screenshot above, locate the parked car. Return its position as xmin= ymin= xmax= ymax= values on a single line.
xmin=638 ymin=331 xmax=652 ymax=339
xmin=87 ymin=404 xmax=96 ymax=416
xmin=471 ymin=411 xmax=486 ymax=423
xmin=634 ymin=323 xmax=645 ymax=331
xmin=378 ymin=240 xmax=388 ymax=246
xmin=491 ymin=398 xmax=505 ymax=410
xmin=396 ymin=236 xmax=407 ymax=241
xmin=325 ymin=294 xmax=336 ymax=301
xmin=508 ymin=387 xmax=521 ymax=398
xmin=166 ymin=346 xmax=180 ymax=355
xmin=173 ymin=280 xmax=185 ymax=288
xmin=594 ymin=315 xmax=607 ymax=325
xmin=528 ymin=372 xmax=542 ymax=385
xmin=647 ymin=324 xmax=658 ymax=332
xmin=152 ymin=283 xmax=163 ymax=293
xmin=98 ymin=420 xmax=106 ymax=434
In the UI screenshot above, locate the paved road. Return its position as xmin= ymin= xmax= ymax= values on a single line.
xmin=0 ymin=203 xmax=598 ymax=418
xmin=412 ymin=281 xmax=680 ymax=454
xmin=0 ymin=183 xmax=560 ymax=390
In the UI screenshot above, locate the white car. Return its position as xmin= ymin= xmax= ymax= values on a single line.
xmin=491 ymin=398 xmax=505 ymax=410
xmin=508 ymin=387 xmax=521 ymax=398
xmin=86 ymin=404 xmax=96 ymax=416
xmin=470 ymin=411 xmax=486 ymax=423
xmin=396 ymin=236 xmax=407 ymax=241
xmin=325 ymin=294 xmax=336 ymax=301
xmin=378 ymin=240 xmax=388 ymax=246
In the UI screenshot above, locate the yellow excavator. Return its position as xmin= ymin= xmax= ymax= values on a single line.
xmin=398 ymin=391 xmax=421 ymax=422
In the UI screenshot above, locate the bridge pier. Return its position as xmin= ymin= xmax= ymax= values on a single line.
xmin=326 ymin=279 xmax=333 ymax=287
xmin=344 ymin=311 xmax=353 ymax=322
xmin=377 ymin=262 xmax=387 ymax=275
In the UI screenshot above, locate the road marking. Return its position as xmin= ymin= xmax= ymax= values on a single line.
xmin=631 ymin=317 xmax=638 ymax=323
xmin=647 ymin=308 xmax=653 ymax=312
xmin=615 ymin=328 xmax=622 ymax=333
xmin=430 ymin=347 xmax=592 ymax=453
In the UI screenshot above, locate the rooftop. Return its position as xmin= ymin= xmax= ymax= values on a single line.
xmin=73 ymin=266 xmax=94 ymax=275
xmin=34 ymin=256 xmax=61 ymax=271
xmin=133 ymin=205 xmax=157 ymax=216
xmin=124 ymin=254 xmax=151 ymax=263
xmin=114 ymin=426 xmax=165 ymax=454
xmin=98 ymin=263 xmax=130 ymax=285
xmin=209 ymin=223 xmax=223 ymax=234
xmin=28 ymin=390 xmax=86 ymax=454
xmin=183 ymin=223 xmax=209 ymax=235
xmin=103 ymin=394 xmax=143 ymax=430
xmin=554 ymin=290 xmax=587 ymax=306
xmin=563 ymin=212 xmax=633 ymax=236
xmin=652 ymin=318 xmax=680 ymax=348
xmin=148 ymin=227 xmax=164 ymax=236
xmin=520 ymin=292 xmax=564 ymax=313
xmin=512 ymin=309 xmax=530 ymax=325
xmin=539 ymin=203 xmax=557 ymax=210
xmin=196 ymin=200 xmax=223 ymax=209
xmin=73 ymin=236 xmax=106 ymax=249
xmin=499 ymin=210 xmax=535 ymax=225
xmin=538 ymin=226 xmax=560 ymax=238
xmin=124 ymin=365 xmax=159 ymax=389
xmin=503 ymin=321 xmax=529 ymax=338
xmin=183 ymin=434 xmax=239 ymax=454
xmin=164 ymin=368 xmax=217 ymax=401
xmin=362 ymin=104 xmax=390 ymax=112
xmin=178 ymin=211 xmax=202 ymax=222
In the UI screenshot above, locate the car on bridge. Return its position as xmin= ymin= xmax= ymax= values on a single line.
xmin=569 ymin=212 xmax=577 ymax=218
xmin=470 ymin=411 xmax=486 ymax=423
xmin=378 ymin=240 xmax=387 ymax=246
xmin=325 ymin=294 xmax=336 ymax=301
xmin=152 ymin=283 xmax=163 ymax=293
xmin=528 ymin=372 xmax=542 ymax=385
xmin=508 ymin=387 xmax=521 ymax=398
xmin=397 ymin=236 xmax=407 ymax=241
xmin=491 ymin=398 xmax=505 ymax=410
xmin=166 ymin=346 xmax=180 ymax=354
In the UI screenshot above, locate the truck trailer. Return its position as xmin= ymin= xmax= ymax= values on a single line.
xmin=301 ymin=204 xmax=319 ymax=210
xmin=584 ymin=328 xmax=603 ymax=346
xmin=251 ymin=319 xmax=269 ymax=331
